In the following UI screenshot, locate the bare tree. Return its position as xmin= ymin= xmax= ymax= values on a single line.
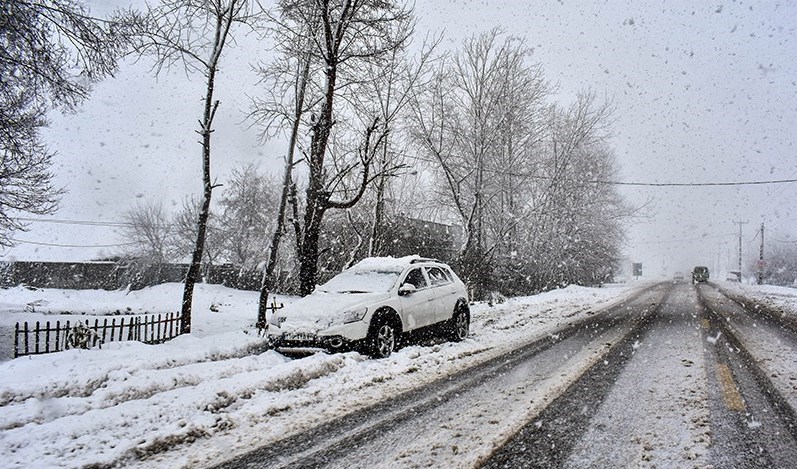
xmin=120 ymin=200 xmax=174 ymax=263
xmin=296 ymin=0 xmax=413 ymax=295
xmin=410 ymin=30 xmax=548 ymax=296
xmin=218 ymin=163 xmax=279 ymax=270
xmin=253 ymin=0 xmax=413 ymax=297
xmin=136 ymin=0 xmax=261 ymax=333
xmin=410 ymin=32 xmax=628 ymax=296
xmin=0 ymin=135 xmax=62 ymax=247
xmin=354 ymin=32 xmax=439 ymax=257
xmin=520 ymin=92 xmax=628 ymax=291
xmin=250 ymin=0 xmax=321 ymax=324
xmin=117 ymin=200 xmax=176 ymax=288
xmin=0 ymin=0 xmax=143 ymax=246
xmin=173 ymin=195 xmax=224 ymax=271
xmin=755 ymin=236 xmax=797 ymax=286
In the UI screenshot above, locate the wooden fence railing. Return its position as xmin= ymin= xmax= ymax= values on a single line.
xmin=14 ymin=312 xmax=182 ymax=358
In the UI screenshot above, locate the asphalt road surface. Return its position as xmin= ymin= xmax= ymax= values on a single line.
xmin=217 ymin=283 xmax=797 ymax=468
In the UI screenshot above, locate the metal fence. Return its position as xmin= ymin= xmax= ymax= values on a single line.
xmin=14 ymin=312 xmax=182 ymax=358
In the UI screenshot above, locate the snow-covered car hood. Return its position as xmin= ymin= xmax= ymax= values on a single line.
xmin=272 ymin=291 xmax=390 ymax=333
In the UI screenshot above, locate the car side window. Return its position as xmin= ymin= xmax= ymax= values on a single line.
xmin=426 ymin=266 xmax=451 ymax=286
xmin=402 ymin=268 xmax=428 ymax=289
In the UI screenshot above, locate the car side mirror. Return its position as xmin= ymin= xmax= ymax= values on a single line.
xmin=398 ymin=284 xmax=417 ymax=296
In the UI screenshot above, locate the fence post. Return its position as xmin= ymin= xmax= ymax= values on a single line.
xmin=34 ymin=321 xmax=40 ymax=354
xmin=55 ymin=321 xmax=61 ymax=353
xmin=92 ymin=319 xmax=99 ymax=348
xmin=45 ymin=321 xmax=51 ymax=353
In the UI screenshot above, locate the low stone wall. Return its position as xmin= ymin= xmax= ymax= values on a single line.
xmin=0 ymin=261 xmax=123 ymax=290
xmin=0 ymin=261 xmax=272 ymax=291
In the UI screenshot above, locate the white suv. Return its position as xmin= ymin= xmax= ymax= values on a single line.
xmin=267 ymin=256 xmax=470 ymax=358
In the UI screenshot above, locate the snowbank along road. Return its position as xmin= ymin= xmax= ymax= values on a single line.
xmin=218 ymin=283 xmax=797 ymax=469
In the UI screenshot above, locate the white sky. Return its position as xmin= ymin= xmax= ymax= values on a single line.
xmin=3 ymin=0 xmax=796 ymax=279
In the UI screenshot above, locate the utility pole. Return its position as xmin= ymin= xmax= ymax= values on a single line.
xmin=734 ymin=220 xmax=748 ymax=280
xmin=758 ymin=222 xmax=765 ymax=285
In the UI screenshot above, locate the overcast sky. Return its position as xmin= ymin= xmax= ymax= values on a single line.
xmin=3 ymin=0 xmax=796 ymax=279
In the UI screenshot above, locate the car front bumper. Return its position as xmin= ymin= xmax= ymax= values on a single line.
xmin=269 ymin=331 xmax=358 ymax=352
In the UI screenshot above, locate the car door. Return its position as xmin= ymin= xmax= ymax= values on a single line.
xmin=397 ymin=267 xmax=436 ymax=330
xmin=425 ymin=266 xmax=459 ymax=323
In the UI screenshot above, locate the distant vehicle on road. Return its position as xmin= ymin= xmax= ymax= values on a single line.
xmin=267 ymin=256 xmax=470 ymax=358
xmin=672 ymin=272 xmax=685 ymax=283
xmin=692 ymin=266 xmax=710 ymax=284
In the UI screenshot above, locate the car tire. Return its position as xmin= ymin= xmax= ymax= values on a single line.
xmin=367 ymin=317 xmax=398 ymax=358
xmin=447 ymin=304 xmax=469 ymax=342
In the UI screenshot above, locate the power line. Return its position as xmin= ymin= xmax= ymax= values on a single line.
xmin=9 ymin=238 xmax=136 ymax=248
xmin=595 ymin=178 xmax=797 ymax=187
xmin=408 ymin=153 xmax=797 ymax=187
xmin=15 ymin=217 xmax=132 ymax=227
xmin=634 ymin=232 xmax=736 ymax=245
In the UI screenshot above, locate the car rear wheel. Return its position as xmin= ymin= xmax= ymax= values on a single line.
xmin=368 ymin=319 xmax=397 ymax=358
xmin=448 ymin=306 xmax=469 ymax=342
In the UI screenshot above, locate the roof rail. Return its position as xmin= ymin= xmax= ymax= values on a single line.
xmin=410 ymin=257 xmax=442 ymax=264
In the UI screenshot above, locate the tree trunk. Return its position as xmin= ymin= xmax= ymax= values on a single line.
xmin=181 ymin=88 xmax=217 ymax=332
xmin=257 ymin=52 xmax=312 ymax=325
xmin=298 ymin=54 xmax=338 ymax=296
xmin=180 ymin=8 xmax=232 ymax=334
xmin=368 ymin=170 xmax=386 ymax=257
xmin=298 ymin=210 xmax=324 ymax=295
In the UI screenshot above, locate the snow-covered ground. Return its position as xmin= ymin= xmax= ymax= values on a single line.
xmin=0 ymin=281 xmax=638 ymax=468
xmin=717 ymin=280 xmax=797 ymax=314
xmin=1 ymin=280 xmax=794 ymax=468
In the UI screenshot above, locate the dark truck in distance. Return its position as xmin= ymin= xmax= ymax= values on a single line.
xmin=692 ymin=266 xmax=710 ymax=284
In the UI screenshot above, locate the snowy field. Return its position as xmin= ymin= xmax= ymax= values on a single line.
xmin=0 ymin=280 xmax=794 ymax=468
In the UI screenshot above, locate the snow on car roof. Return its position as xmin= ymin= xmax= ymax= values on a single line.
xmin=349 ymin=255 xmax=436 ymax=272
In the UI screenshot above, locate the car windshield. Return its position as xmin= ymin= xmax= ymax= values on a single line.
xmin=317 ymin=268 xmax=402 ymax=294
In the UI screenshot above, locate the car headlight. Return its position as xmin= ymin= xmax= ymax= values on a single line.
xmin=341 ymin=307 xmax=368 ymax=324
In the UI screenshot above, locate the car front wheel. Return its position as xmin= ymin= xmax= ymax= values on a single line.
xmin=368 ymin=319 xmax=397 ymax=358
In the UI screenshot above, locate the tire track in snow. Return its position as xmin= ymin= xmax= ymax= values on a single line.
xmin=697 ymin=284 xmax=797 ymax=468
xmin=480 ymin=284 xmax=671 ymax=468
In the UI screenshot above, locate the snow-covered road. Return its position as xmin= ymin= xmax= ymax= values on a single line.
xmin=486 ymin=282 xmax=797 ymax=468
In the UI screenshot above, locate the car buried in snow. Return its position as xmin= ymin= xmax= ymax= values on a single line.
xmin=267 ymin=256 xmax=470 ymax=358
